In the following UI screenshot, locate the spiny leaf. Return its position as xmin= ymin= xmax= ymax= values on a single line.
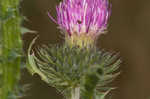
xmin=21 ymin=27 xmax=37 ymax=34
xmin=95 ymin=88 xmax=113 ymax=99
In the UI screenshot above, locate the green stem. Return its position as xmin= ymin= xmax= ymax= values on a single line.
xmin=0 ymin=0 xmax=22 ymax=98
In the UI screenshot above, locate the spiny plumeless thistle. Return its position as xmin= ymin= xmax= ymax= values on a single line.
xmin=48 ymin=0 xmax=111 ymax=47
xmin=27 ymin=0 xmax=121 ymax=99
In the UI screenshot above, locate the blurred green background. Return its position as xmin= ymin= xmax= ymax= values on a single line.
xmin=20 ymin=0 xmax=150 ymax=99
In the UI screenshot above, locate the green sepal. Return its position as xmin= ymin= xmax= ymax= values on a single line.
xmin=27 ymin=38 xmax=121 ymax=99
xmin=27 ymin=36 xmax=49 ymax=83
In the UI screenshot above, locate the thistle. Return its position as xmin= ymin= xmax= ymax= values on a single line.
xmin=27 ymin=0 xmax=121 ymax=99
xmin=48 ymin=0 xmax=111 ymax=47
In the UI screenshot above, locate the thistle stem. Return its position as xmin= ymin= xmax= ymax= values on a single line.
xmin=71 ymin=87 xmax=80 ymax=99
xmin=0 ymin=0 xmax=22 ymax=98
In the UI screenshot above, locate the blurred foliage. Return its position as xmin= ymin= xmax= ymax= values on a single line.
xmin=27 ymin=37 xmax=121 ymax=99
xmin=0 ymin=0 xmax=23 ymax=98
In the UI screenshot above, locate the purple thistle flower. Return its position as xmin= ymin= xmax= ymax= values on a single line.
xmin=49 ymin=0 xmax=111 ymax=37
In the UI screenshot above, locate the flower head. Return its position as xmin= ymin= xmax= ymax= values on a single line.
xmin=49 ymin=0 xmax=111 ymax=47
